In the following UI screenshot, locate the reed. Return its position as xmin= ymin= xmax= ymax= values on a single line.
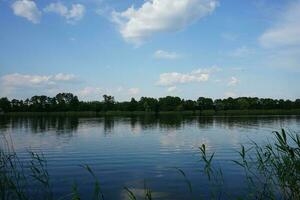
xmin=197 ymin=129 xmax=300 ymax=199
xmin=0 ymin=129 xmax=299 ymax=199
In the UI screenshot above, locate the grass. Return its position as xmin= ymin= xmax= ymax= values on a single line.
xmin=0 ymin=129 xmax=299 ymax=199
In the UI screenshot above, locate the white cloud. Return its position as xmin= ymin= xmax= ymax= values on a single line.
xmin=227 ymin=76 xmax=239 ymax=86
xmin=154 ymin=50 xmax=181 ymax=60
xmin=53 ymin=73 xmax=76 ymax=81
xmin=192 ymin=65 xmax=221 ymax=73
xmin=2 ymin=73 xmax=52 ymax=87
xmin=157 ymin=66 xmax=221 ymax=87
xmin=44 ymin=2 xmax=85 ymax=23
xmin=157 ymin=69 xmax=210 ymax=86
xmin=258 ymin=1 xmax=300 ymax=69
xmin=1 ymin=73 xmax=76 ymax=88
xmin=11 ymin=0 xmax=41 ymax=24
xmin=167 ymin=86 xmax=177 ymax=92
xmin=0 ymin=73 xmax=78 ymax=97
xmin=259 ymin=1 xmax=300 ymax=48
xmin=128 ymin=88 xmax=140 ymax=95
xmin=111 ymin=0 xmax=218 ymax=44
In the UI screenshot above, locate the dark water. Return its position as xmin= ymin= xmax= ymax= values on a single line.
xmin=0 ymin=115 xmax=299 ymax=199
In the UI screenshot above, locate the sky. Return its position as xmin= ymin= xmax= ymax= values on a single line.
xmin=0 ymin=0 xmax=299 ymax=101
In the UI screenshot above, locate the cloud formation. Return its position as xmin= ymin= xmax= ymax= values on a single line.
xmin=112 ymin=0 xmax=218 ymax=44
xmin=11 ymin=0 xmax=41 ymax=23
xmin=258 ymin=1 xmax=300 ymax=69
xmin=259 ymin=1 xmax=300 ymax=48
xmin=167 ymin=86 xmax=177 ymax=92
xmin=154 ymin=50 xmax=181 ymax=60
xmin=157 ymin=69 xmax=212 ymax=86
xmin=1 ymin=73 xmax=77 ymax=88
xmin=44 ymin=2 xmax=85 ymax=23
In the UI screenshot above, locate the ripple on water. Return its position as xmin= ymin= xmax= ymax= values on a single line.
xmin=1 ymin=115 xmax=299 ymax=199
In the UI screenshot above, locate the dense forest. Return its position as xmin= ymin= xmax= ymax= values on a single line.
xmin=0 ymin=93 xmax=300 ymax=113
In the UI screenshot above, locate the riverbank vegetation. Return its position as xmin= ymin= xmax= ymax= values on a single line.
xmin=1 ymin=93 xmax=300 ymax=114
xmin=1 ymin=129 xmax=299 ymax=199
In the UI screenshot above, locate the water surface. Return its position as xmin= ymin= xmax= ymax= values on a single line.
xmin=0 ymin=115 xmax=299 ymax=199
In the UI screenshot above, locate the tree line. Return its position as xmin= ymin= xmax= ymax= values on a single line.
xmin=0 ymin=93 xmax=300 ymax=113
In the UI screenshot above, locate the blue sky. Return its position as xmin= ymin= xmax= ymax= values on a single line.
xmin=0 ymin=0 xmax=299 ymax=101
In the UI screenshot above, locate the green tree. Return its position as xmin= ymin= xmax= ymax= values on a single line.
xmin=0 ymin=97 xmax=11 ymax=112
xmin=197 ymin=97 xmax=214 ymax=110
xmin=295 ymin=99 xmax=300 ymax=109
xmin=128 ymin=98 xmax=138 ymax=111
xmin=139 ymin=97 xmax=158 ymax=112
xmin=158 ymin=96 xmax=182 ymax=111
xmin=214 ymin=99 xmax=224 ymax=111
xmin=102 ymin=95 xmax=115 ymax=111
xmin=183 ymin=100 xmax=196 ymax=111
xmin=237 ymin=97 xmax=250 ymax=110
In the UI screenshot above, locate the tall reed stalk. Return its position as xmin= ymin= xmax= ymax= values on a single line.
xmin=0 ymin=129 xmax=299 ymax=200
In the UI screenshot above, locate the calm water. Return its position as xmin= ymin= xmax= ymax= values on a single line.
xmin=0 ymin=115 xmax=299 ymax=199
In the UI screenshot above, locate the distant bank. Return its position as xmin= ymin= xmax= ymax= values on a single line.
xmin=1 ymin=94 xmax=300 ymax=116
xmin=2 ymin=109 xmax=300 ymax=116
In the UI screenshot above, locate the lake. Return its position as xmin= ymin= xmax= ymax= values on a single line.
xmin=0 ymin=115 xmax=299 ymax=199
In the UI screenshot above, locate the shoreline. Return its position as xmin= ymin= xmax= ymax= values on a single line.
xmin=2 ymin=109 xmax=300 ymax=116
